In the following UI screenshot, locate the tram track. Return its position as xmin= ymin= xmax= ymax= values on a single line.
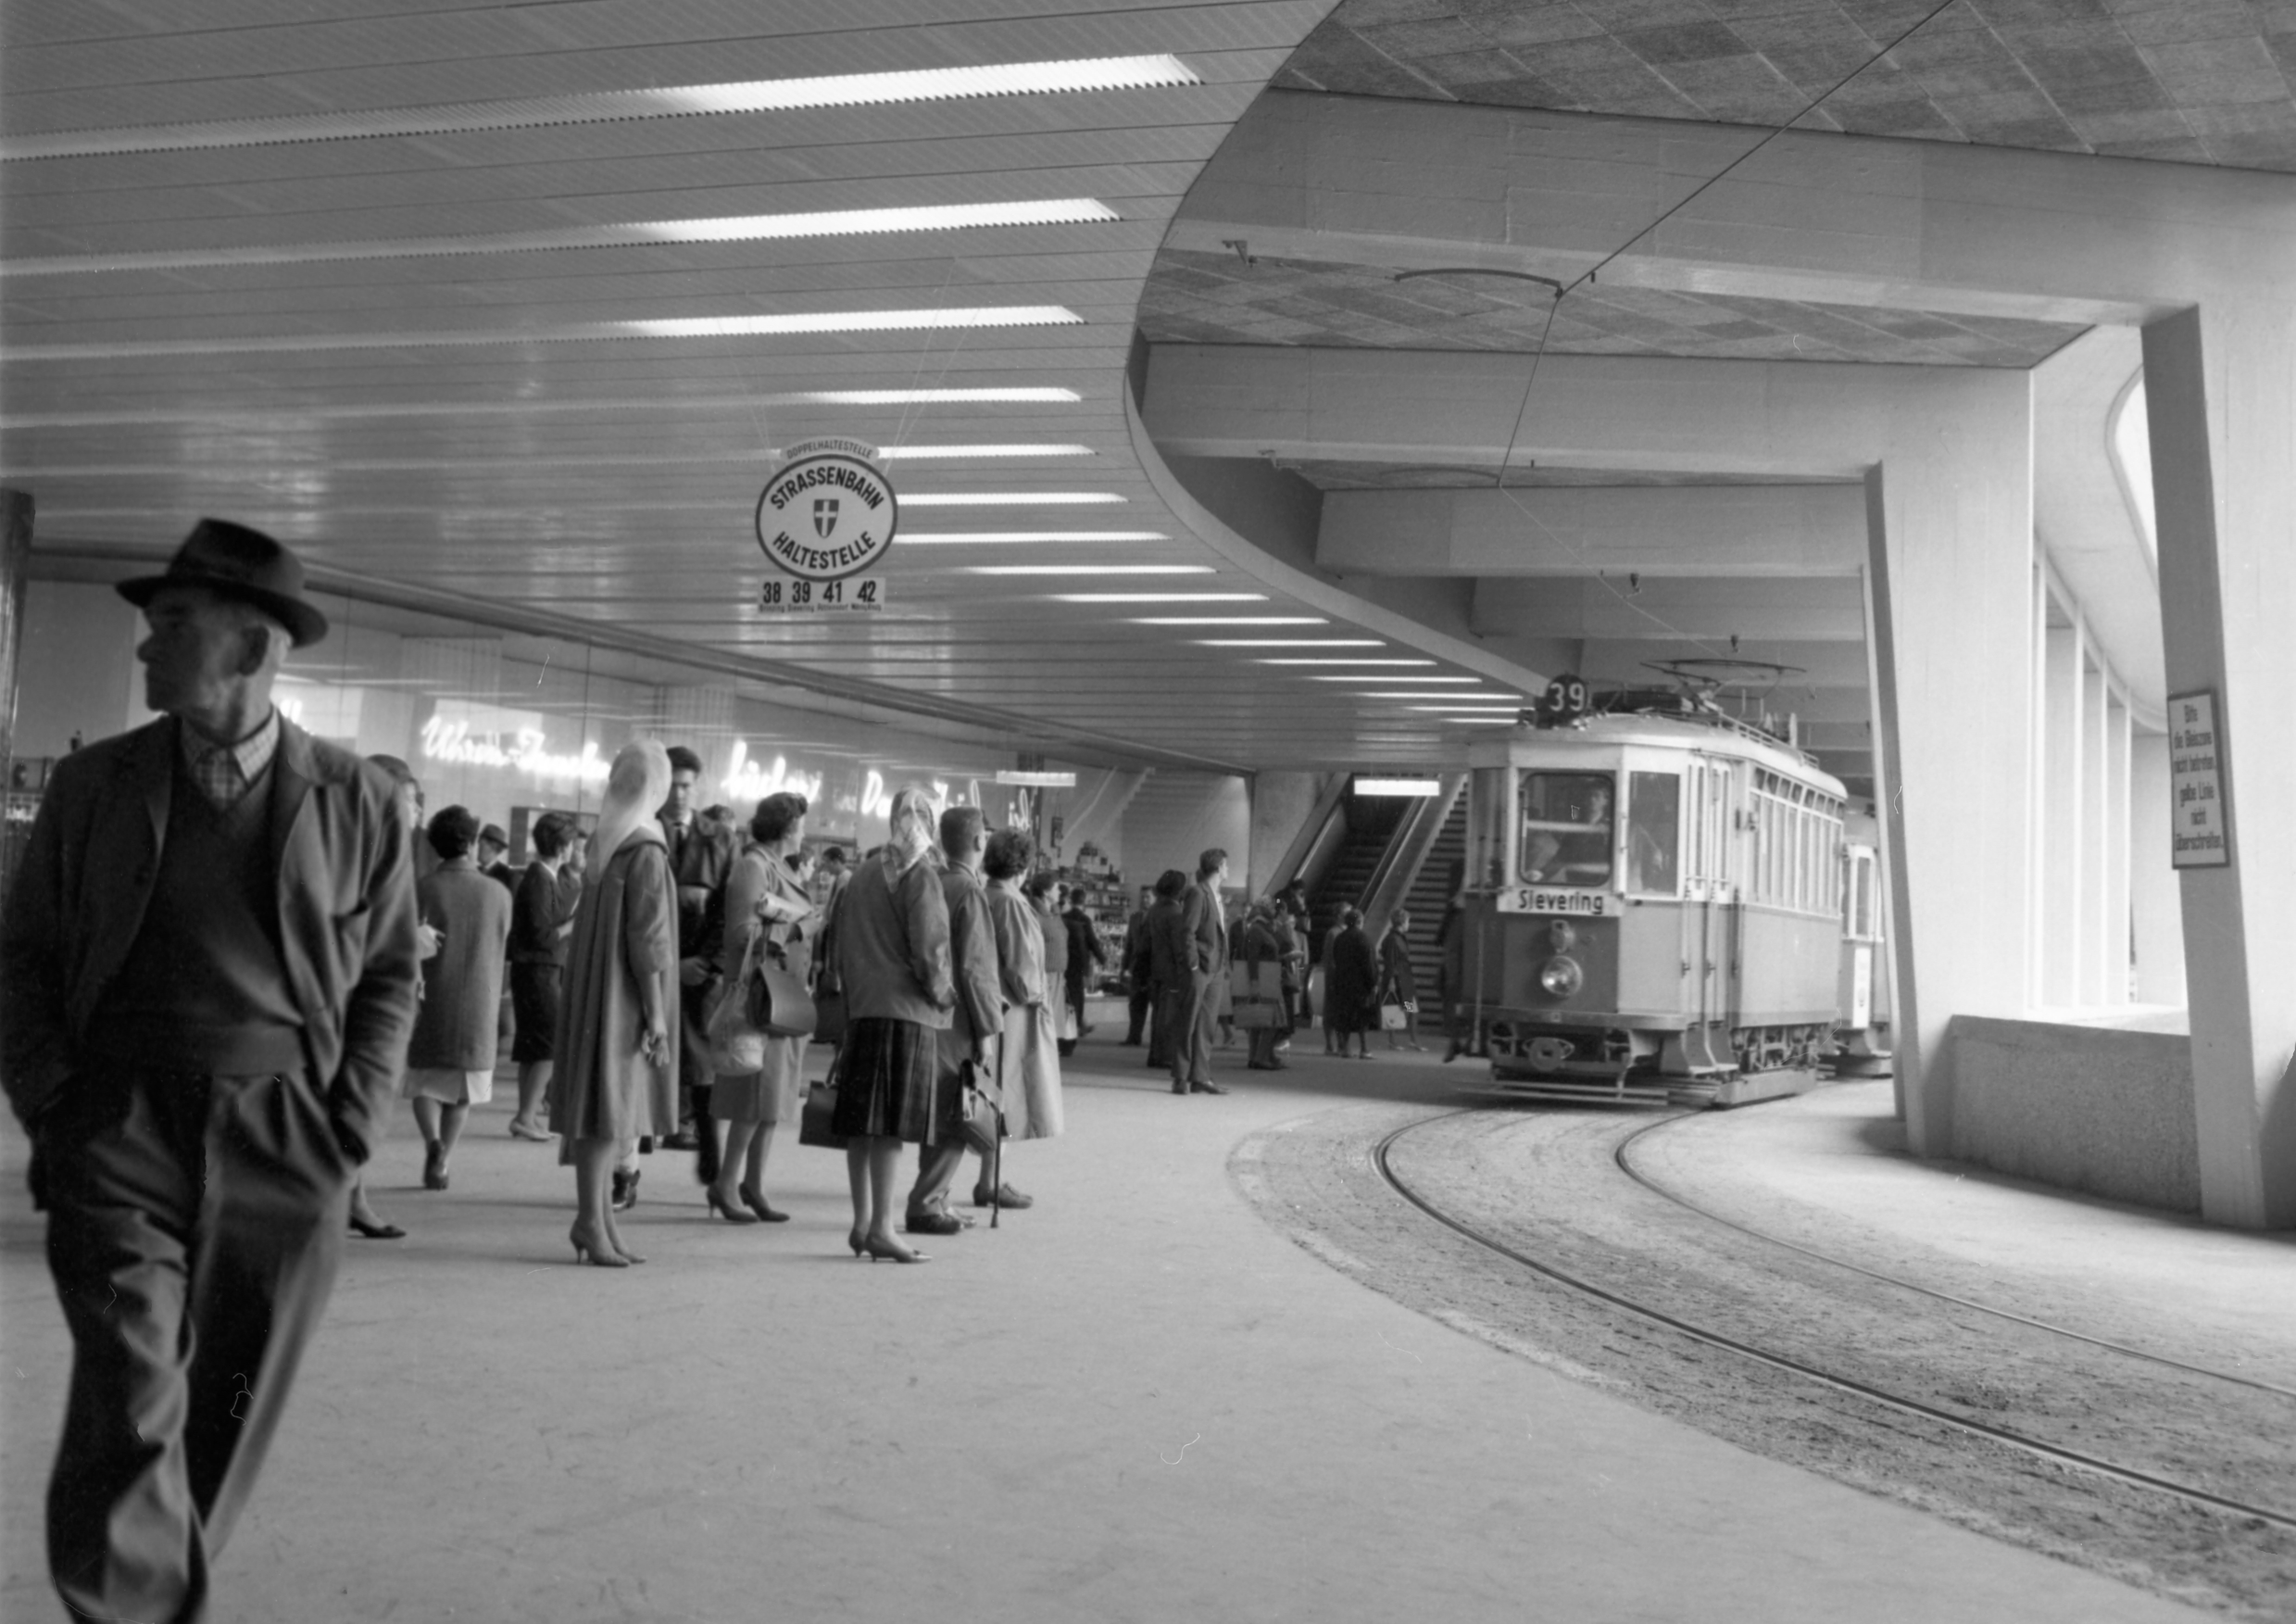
xmin=1232 ymin=1097 xmax=2296 ymax=1619
xmin=1375 ymin=1109 xmax=2296 ymax=1534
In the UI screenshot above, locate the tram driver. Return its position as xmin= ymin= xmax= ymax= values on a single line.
xmin=1524 ymin=780 xmax=1611 ymax=884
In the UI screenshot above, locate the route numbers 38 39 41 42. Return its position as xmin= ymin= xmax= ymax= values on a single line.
xmin=757 ymin=575 xmax=885 ymax=612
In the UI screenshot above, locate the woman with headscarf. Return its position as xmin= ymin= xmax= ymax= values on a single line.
xmin=1324 ymin=906 xmax=1379 ymax=1060
xmin=830 ymin=785 xmax=955 ymax=1264
xmin=706 ymin=791 xmax=822 ymax=1225
xmin=549 ymin=740 xmax=680 ymax=1267
xmin=1143 ymin=869 xmax=1189 ymax=1072
xmin=402 ymin=805 xmax=513 ymax=1190
xmin=984 ymin=830 xmax=1062 ymax=1187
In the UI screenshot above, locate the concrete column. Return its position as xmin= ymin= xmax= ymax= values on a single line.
xmin=2143 ymin=302 xmax=2296 ymax=1227
xmin=2079 ymin=658 xmax=2111 ymax=1006
xmin=2103 ymin=696 xmax=2132 ymax=1007
xmin=2039 ymin=623 xmax=2082 ymax=1007
xmin=1863 ymin=372 xmax=2037 ymax=1156
xmin=2025 ymin=563 xmax=2049 ymax=1011
xmin=2127 ymin=731 xmax=2185 ymax=1007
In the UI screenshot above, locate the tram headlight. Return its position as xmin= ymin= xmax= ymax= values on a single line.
xmin=1546 ymin=920 xmax=1576 ymax=951
xmin=1538 ymin=955 xmax=1584 ymax=998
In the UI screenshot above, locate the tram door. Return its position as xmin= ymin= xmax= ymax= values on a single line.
xmin=1680 ymin=757 xmax=1738 ymax=1069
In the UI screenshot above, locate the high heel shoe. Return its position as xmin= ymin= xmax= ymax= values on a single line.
xmin=705 ymin=1187 xmax=761 ymax=1225
xmin=864 ymin=1234 xmax=929 ymax=1264
xmin=421 ymin=1142 xmax=448 ymax=1190
xmin=569 ymin=1223 xmax=629 ymax=1267
xmin=737 ymin=1185 xmax=790 ymax=1222
xmin=348 ymin=1214 xmax=406 ymax=1240
xmin=848 ymin=1227 xmax=868 ymax=1258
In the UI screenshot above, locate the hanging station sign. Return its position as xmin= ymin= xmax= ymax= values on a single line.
xmin=754 ymin=436 xmax=894 ymax=612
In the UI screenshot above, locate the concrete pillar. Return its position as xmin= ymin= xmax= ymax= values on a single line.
xmin=1863 ymin=373 xmax=2037 ymax=1156
xmin=1248 ymin=770 xmax=1327 ymax=898
xmin=2039 ymin=623 xmax=2082 ymax=1007
xmin=2127 ymin=731 xmax=2185 ymax=1007
xmin=2143 ymin=303 xmax=2296 ymax=1227
xmin=2103 ymin=696 xmax=2131 ymax=1007
xmin=2079 ymin=658 xmax=2111 ymax=1006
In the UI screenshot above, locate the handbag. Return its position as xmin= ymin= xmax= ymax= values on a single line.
xmin=959 ymin=1060 xmax=1004 ymax=1156
xmin=798 ymin=1056 xmax=847 ymax=1150
xmin=1380 ymin=1002 xmax=1410 ymax=1031
xmin=704 ymin=928 xmax=770 ymax=1073
xmin=747 ymin=939 xmax=817 ymax=1039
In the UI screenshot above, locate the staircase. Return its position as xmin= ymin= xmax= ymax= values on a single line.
xmin=1396 ymin=792 xmax=1467 ymax=967
xmin=1303 ymin=794 xmax=1404 ymax=960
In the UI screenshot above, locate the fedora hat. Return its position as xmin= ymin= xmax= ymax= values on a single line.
xmin=117 ymin=518 xmax=329 ymax=648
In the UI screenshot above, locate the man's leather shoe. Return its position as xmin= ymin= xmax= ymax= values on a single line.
xmin=1171 ymin=1082 xmax=1188 ymax=1095
xmin=972 ymin=1183 xmax=1033 ymax=1209
xmin=1189 ymin=1081 xmax=1230 ymax=1095
xmin=659 ymin=1130 xmax=699 ymax=1152
xmin=904 ymin=1209 xmax=962 ymax=1237
xmin=609 ymin=1168 xmax=641 ymax=1212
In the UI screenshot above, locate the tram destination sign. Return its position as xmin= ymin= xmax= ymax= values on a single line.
xmin=2167 ymin=687 xmax=2232 ymax=869
xmin=755 ymin=436 xmax=898 ymax=590
xmin=1497 ymin=888 xmax=1610 ymax=916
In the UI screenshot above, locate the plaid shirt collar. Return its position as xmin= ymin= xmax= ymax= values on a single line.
xmin=179 ymin=707 xmax=281 ymax=808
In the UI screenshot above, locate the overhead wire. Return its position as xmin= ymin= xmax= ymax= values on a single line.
xmin=1468 ymin=0 xmax=1969 ymax=688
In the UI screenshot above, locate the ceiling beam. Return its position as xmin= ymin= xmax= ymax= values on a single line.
xmin=1473 ymin=577 xmax=1864 ymax=642
xmin=1169 ymin=91 xmax=2296 ymax=324
xmin=1320 ymin=485 xmax=1864 ymax=578
xmin=1144 ymin=342 xmax=2025 ymax=479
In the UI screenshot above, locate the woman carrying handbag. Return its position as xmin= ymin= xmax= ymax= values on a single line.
xmin=706 ymin=792 xmax=822 ymax=1225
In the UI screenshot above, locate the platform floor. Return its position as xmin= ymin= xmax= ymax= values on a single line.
xmin=2 ymin=1034 xmax=2267 ymax=1623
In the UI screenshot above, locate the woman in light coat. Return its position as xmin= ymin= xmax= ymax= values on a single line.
xmin=985 ymin=830 xmax=1062 ymax=1185
xmin=548 ymin=741 xmax=679 ymax=1267
xmin=707 ymin=791 xmax=822 ymax=1225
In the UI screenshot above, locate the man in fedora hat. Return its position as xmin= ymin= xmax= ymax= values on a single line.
xmin=0 ymin=517 xmax=422 ymax=1623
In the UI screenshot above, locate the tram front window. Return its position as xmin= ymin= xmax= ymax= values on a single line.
xmin=1520 ymin=771 xmax=1613 ymax=887
xmin=1627 ymin=771 xmax=1680 ymax=895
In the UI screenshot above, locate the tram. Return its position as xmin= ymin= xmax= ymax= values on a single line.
xmin=1455 ymin=669 xmax=1862 ymax=1107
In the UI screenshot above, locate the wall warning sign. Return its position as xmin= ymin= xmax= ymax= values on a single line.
xmin=2167 ymin=688 xmax=2231 ymax=869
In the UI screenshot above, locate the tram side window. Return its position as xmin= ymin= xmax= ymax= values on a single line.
xmin=1627 ymin=772 xmax=1679 ymax=895
xmin=1520 ymin=771 xmax=1613 ymax=887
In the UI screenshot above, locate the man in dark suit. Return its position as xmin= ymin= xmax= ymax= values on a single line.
xmin=1173 ymin=848 xmax=1232 ymax=1095
xmin=658 ymin=744 xmax=735 ymax=1184
xmin=1 ymin=519 xmax=421 ymax=1624
xmin=906 ymin=804 xmax=1002 ymax=1233
xmin=1120 ymin=885 xmax=1155 ymax=1044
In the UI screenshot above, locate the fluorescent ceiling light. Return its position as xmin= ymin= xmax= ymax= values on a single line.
xmin=1258 ymin=658 xmax=1437 ymax=666
xmin=969 ymin=565 xmax=1211 ymax=576
xmin=996 ymin=770 xmax=1078 ymax=787
xmin=803 ymin=388 xmax=1079 ymax=406
xmin=899 ymin=493 xmax=1124 ymax=507
xmin=9 ymin=308 xmax=1084 ymax=361
xmin=1132 ymin=617 xmax=1327 ymax=626
xmin=875 ymin=445 xmax=1094 ymax=460
xmin=3 ymin=56 xmax=1205 ymax=161
xmin=3 ymin=200 xmax=1124 ymax=277
xmin=1410 ymin=705 xmax=1524 ymax=712
xmin=0 ymin=388 xmax=1085 ymax=429
xmin=1196 ymin=639 xmax=1382 ymax=648
xmin=1438 ymin=716 xmax=1520 ymax=724
xmin=900 ymin=532 xmax=1167 ymax=545
xmin=1363 ymin=692 xmax=1524 ymax=700
xmin=1054 ymin=594 xmax=1268 ymax=603
xmin=1356 ymin=778 xmax=1442 ymax=797
xmin=1311 ymin=675 xmax=1483 ymax=684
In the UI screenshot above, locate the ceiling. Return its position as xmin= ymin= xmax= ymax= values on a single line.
xmin=1 ymin=0 xmax=2241 ymax=786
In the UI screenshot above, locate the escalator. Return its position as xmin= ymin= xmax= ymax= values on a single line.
xmin=1303 ymin=792 xmax=1406 ymax=949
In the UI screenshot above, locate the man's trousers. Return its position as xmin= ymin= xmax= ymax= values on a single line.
xmin=41 ymin=1065 xmax=351 ymax=1624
